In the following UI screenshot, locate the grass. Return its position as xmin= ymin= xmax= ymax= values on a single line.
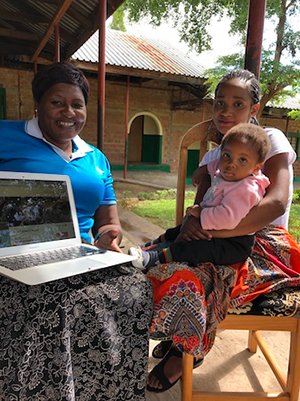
xmin=118 ymin=189 xmax=195 ymax=230
xmin=119 ymin=189 xmax=300 ymax=243
xmin=289 ymin=204 xmax=300 ymax=243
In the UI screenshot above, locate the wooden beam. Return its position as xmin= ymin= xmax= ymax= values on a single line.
xmin=107 ymin=0 xmax=126 ymax=17
xmin=38 ymin=1 xmax=92 ymax=27
xmin=31 ymin=0 xmax=73 ymax=62
xmin=65 ymin=18 xmax=98 ymax=58
xmin=73 ymin=61 xmax=206 ymax=85
xmin=0 ymin=28 xmax=38 ymax=42
xmin=65 ymin=0 xmax=126 ymax=58
xmin=21 ymin=55 xmax=54 ymax=65
xmin=1 ymin=0 xmax=76 ymax=48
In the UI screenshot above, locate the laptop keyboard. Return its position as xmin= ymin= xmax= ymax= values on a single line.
xmin=0 ymin=246 xmax=105 ymax=270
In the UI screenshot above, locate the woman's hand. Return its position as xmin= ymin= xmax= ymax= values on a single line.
xmin=176 ymin=215 xmax=212 ymax=241
xmin=92 ymin=205 xmax=123 ymax=252
xmin=94 ymin=227 xmax=123 ymax=253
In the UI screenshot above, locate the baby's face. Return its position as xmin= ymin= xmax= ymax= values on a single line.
xmin=219 ymin=139 xmax=262 ymax=182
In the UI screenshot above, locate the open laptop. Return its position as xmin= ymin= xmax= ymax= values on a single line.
xmin=0 ymin=171 xmax=136 ymax=285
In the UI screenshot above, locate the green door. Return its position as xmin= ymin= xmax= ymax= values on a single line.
xmin=187 ymin=149 xmax=200 ymax=176
xmin=142 ymin=135 xmax=162 ymax=164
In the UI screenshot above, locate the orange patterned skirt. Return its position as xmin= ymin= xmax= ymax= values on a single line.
xmin=147 ymin=226 xmax=300 ymax=357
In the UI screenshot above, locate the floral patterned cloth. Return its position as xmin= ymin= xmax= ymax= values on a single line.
xmin=147 ymin=226 xmax=300 ymax=357
xmin=0 ymin=265 xmax=153 ymax=400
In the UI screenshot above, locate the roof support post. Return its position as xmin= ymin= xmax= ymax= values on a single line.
xmin=55 ymin=25 xmax=60 ymax=62
xmin=244 ymin=0 xmax=266 ymax=79
xmin=31 ymin=0 xmax=73 ymax=62
xmin=123 ymin=75 xmax=130 ymax=179
xmin=34 ymin=61 xmax=38 ymax=117
xmin=97 ymin=0 xmax=106 ymax=151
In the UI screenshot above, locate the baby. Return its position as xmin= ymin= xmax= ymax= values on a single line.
xmin=129 ymin=123 xmax=271 ymax=270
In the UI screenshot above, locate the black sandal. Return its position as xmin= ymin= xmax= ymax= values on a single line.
xmin=147 ymin=346 xmax=203 ymax=393
xmin=152 ymin=340 xmax=173 ymax=359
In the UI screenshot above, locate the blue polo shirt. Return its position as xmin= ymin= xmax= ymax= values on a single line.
xmin=0 ymin=119 xmax=117 ymax=242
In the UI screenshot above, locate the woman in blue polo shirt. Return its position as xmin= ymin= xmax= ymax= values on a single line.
xmin=0 ymin=62 xmax=152 ymax=400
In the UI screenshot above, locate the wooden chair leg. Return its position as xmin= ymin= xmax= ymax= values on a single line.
xmin=287 ymin=319 xmax=300 ymax=401
xmin=248 ymin=329 xmax=258 ymax=353
xmin=182 ymin=353 xmax=194 ymax=401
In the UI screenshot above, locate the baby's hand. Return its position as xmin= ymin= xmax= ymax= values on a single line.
xmin=186 ymin=204 xmax=201 ymax=219
xmin=192 ymin=165 xmax=208 ymax=187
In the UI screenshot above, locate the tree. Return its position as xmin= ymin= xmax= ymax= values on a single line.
xmin=110 ymin=3 xmax=126 ymax=32
xmin=288 ymin=109 xmax=300 ymax=121
xmin=124 ymin=0 xmax=300 ymax=118
xmin=124 ymin=0 xmax=231 ymax=53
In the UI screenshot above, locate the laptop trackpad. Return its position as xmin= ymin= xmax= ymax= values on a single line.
xmin=74 ymin=258 xmax=107 ymax=272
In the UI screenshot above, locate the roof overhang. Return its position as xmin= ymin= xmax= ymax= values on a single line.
xmin=74 ymin=60 xmax=207 ymax=86
xmin=0 ymin=0 xmax=125 ymax=63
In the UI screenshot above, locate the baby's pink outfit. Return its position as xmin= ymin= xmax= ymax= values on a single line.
xmin=200 ymin=159 xmax=270 ymax=230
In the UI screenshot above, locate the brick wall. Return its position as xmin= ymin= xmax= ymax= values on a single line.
xmin=1 ymin=66 xmax=300 ymax=177
xmin=0 ymin=68 xmax=35 ymax=120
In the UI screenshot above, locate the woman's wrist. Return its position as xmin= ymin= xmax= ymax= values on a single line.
xmin=94 ymin=224 xmax=123 ymax=245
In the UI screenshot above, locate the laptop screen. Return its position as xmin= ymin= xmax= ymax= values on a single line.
xmin=0 ymin=178 xmax=76 ymax=248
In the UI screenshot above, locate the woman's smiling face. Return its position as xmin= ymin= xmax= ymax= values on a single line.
xmin=37 ymin=83 xmax=87 ymax=149
xmin=213 ymin=78 xmax=260 ymax=135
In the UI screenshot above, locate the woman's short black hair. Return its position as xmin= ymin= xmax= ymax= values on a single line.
xmin=32 ymin=62 xmax=90 ymax=104
xmin=215 ymin=69 xmax=261 ymax=105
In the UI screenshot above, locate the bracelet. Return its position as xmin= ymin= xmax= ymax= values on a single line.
xmin=93 ymin=231 xmax=103 ymax=243
xmin=93 ymin=226 xmax=123 ymax=245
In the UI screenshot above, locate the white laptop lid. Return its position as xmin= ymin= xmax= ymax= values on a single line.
xmin=0 ymin=171 xmax=136 ymax=285
xmin=0 ymin=171 xmax=81 ymax=256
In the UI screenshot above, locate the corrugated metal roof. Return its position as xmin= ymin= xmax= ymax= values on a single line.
xmin=267 ymin=94 xmax=300 ymax=111
xmin=0 ymin=0 xmax=125 ymax=61
xmin=72 ymin=28 xmax=300 ymax=111
xmin=72 ymin=28 xmax=206 ymax=79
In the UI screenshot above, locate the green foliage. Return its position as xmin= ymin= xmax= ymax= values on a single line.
xmin=124 ymin=0 xmax=233 ymax=53
xmin=204 ymin=53 xmax=244 ymax=96
xmin=292 ymin=189 xmax=300 ymax=204
xmin=288 ymin=204 xmax=300 ymax=244
xmin=123 ymin=0 xmax=300 ymax=111
xmin=289 ymin=110 xmax=300 ymax=121
xmin=110 ymin=4 xmax=126 ymax=31
xmin=122 ymin=190 xmax=134 ymax=198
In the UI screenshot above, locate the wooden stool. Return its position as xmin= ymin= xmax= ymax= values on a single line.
xmin=182 ymin=314 xmax=300 ymax=400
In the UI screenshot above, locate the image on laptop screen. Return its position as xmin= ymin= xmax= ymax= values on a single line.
xmin=0 ymin=178 xmax=76 ymax=248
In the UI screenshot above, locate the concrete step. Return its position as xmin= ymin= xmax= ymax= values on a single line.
xmin=117 ymin=206 xmax=165 ymax=253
